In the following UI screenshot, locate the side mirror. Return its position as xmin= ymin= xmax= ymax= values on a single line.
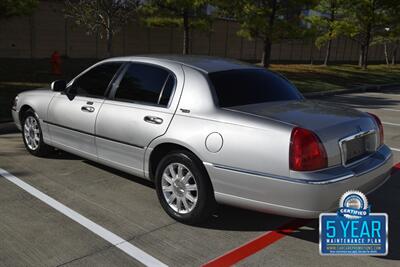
xmin=66 ymin=85 xmax=77 ymax=100
xmin=50 ymin=80 xmax=66 ymax=92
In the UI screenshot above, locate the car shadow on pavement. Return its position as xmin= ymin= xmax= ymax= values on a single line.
xmin=50 ymin=149 xmax=81 ymax=160
xmin=83 ymin=159 xmax=155 ymax=189
xmin=287 ymin=169 xmax=400 ymax=261
xmin=199 ymin=205 xmax=290 ymax=232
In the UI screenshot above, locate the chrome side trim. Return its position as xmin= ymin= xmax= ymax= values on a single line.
xmin=44 ymin=120 xmax=145 ymax=149
xmin=204 ymin=149 xmax=392 ymax=185
xmin=214 ymin=191 xmax=323 ymax=214
xmin=203 ymin=162 xmax=354 ymax=185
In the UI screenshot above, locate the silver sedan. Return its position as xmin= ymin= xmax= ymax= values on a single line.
xmin=11 ymin=55 xmax=393 ymax=224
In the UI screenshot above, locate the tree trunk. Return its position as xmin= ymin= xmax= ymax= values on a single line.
xmin=358 ymin=45 xmax=365 ymax=67
xmin=384 ymin=43 xmax=389 ymax=65
xmin=324 ymin=39 xmax=332 ymax=66
xmin=106 ymin=16 xmax=113 ymax=58
xmin=363 ymin=47 xmax=369 ymax=69
xmin=261 ymin=38 xmax=272 ymax=68
xmin=324 ymin=2 xmax=335 ymax=66
xmin=106 ymin=30 xmax=113 ymax=58
xmin=261 ymin=0 xmax=277 ymax=68
xmin=363 ymin=27 xmax=371 ymax=70
xmin=182 ymin=10 xmax=190 ymax=55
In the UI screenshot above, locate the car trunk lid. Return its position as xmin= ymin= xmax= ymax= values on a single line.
xmin=226 ymin=100 xmax=378 ymax=167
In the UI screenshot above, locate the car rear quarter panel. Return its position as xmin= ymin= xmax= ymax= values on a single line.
xmin=154 ymin=113 xmax=293 ymax=169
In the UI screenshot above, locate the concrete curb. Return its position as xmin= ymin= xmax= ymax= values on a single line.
xmin=304 ymin=84 xmax=400 ymax=98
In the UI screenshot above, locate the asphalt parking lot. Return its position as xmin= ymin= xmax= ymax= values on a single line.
xmin=0 ymin=91 xmax=400 ymax=267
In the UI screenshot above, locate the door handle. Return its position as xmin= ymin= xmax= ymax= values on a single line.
xmin=81 ymin=106 xmax=95 ymax=113
xmin=144 ymin=116 xmax=163 ymax=124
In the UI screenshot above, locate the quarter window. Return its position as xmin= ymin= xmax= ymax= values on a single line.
xmin=72 ymin=62 xmax=122 ymax=98
xmin=158 ymin=75 xmax=175 ymax=106
xmin=209 ymin=69 xmax=302 ymax=107
xmin=114 ymin=63 xmax=174 ymax=106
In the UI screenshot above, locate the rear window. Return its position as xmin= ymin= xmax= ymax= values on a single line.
xmin=208 ymin=69 xmax=302 ymax=107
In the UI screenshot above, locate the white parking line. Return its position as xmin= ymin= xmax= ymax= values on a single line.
xmin=0 ymin=168 xmax=168 ymax=267
xmin=368 ymin=92 xmax=400 ymax=98
xmin=382 ymin=108 xmax=400 ymax=112
xmin=391 ymin=147 xmax=400 ymax=152
xmin=383 ymin=121 xmax=400 ymax=127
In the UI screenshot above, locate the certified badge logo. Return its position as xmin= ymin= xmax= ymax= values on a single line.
xmin=319 ymin=190 xmax=388 ymax=255
xmin=338 ymin=190 xmax=370 ymax=219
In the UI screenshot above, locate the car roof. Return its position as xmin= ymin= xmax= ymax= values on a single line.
xmin=104 ymin=55 xmax=260 ymax=74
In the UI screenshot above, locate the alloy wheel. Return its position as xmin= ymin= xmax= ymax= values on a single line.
xmin=161 ymin=163 xmax=198 ymax=214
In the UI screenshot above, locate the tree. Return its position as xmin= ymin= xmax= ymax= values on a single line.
xmin=64 ymin=0 xmax=141 ymax=57
xmin=215 ymin=0 xmax=316 ymax=68
xmin=372 ymin=28 xmax=400 ymax=65
xmin=384 ymin=29 xmax=400 ymax=65
xmin=143 ymin=0 xmax=212 ymax=55
xmin=0 ymin=0 xmax=38 ymax=19
xmin=307 ymin=0 xmax=345 ymax=66
xmin=372 ymin=3 xmax=400 ymax=65
xmin=340 ymin=0 xmax=397 ymax=69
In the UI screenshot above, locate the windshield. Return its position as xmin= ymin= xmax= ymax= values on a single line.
xmin=208 ymin=69 xmax=303 ymax=107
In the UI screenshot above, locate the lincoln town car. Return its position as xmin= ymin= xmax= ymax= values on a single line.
xmin=11 ymin=56 xmax=393 ymax=224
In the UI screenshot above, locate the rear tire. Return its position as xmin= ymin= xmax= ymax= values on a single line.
xmin=155 ymin=150 xmax=216 ymax=224
xmin=21 ymin=109 xmax=53 ymax=157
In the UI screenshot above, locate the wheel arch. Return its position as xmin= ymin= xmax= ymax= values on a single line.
xmin=19 ymin=104 xmax=34 ymax=124
xmin=148 ymin=142 xmax=209 ymax=183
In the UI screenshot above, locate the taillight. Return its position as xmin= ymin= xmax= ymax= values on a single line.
xmin=367 ymin=112 xmax=384 ymax=146
xmin=289 ymin=127 xmax=328 ymax=171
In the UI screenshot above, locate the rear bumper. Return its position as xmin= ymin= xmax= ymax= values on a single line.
xmin=205 ymin=145 xmax=393 ymax=218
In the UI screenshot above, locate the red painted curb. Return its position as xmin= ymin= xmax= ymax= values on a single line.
xmin=392 ymin=162 xmax=400 ymax=175
xmin=202 ymin=219 xmax=310 ymax=267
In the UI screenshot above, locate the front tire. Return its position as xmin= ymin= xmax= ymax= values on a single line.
xmin=22 ymin=109 xmax=53 ymax=157
xmin=155 ymin=150 xmax=216 ymax=224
